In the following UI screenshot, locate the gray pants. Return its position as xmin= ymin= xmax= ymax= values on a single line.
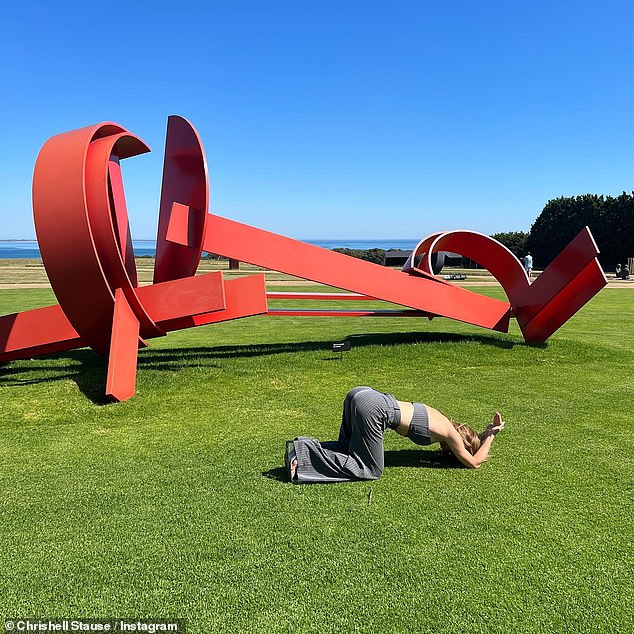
xmin=293 ymin=386 xmax=401 ymax=483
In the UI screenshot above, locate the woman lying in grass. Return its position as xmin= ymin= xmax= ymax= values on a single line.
xmin=284 ymin=386 xmax=505 ymax=483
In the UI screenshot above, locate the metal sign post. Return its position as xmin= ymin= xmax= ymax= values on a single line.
xmin=332 ymin=341 xmax=351 ymax=361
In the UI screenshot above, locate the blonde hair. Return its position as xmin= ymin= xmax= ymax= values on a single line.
xmin=440 ymin=421 xmax=482 ymax=456
xmin=453 ymin=422 xmax=482 ymax=455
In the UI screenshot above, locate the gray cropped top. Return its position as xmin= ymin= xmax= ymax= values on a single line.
xmin=406 ymin=402 xmax=432 ymax=446
xmin=383 ymin=394 xmax=431 ymax=446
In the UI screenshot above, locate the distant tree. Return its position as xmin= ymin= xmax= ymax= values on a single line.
xmin=490 ymin=231 xmax=530 ymax=260
xmin=332 ymin=248 xmax=385 ymax=265
xmin=529 ymin=193 xmax=634 ymax=268
xmin=604 ymin=192 xmax=634 ymax=267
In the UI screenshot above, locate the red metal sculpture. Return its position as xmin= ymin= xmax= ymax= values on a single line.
xmin=0 ymin=116 xmax=607 ymax=401
xmin=0 ymin=118 xmax=267 ymax=401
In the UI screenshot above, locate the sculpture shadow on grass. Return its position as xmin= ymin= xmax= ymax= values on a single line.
xmin=0 ymin=349 xmax=113 ymax=405
xmin=137 ymin=330 xmax=526 ymax=370
xmin=383 ymin=448 xmax=461 ymax=469
xmin=0 ymin=330 xmax=539 ymax=404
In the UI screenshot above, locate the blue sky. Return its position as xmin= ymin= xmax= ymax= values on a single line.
xmin=1 ymin=1 xmax=633 ymax=240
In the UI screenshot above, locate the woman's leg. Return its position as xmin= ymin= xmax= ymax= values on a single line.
xmin=337 ymin=386 xmax=374 ymax=448
xmin=293 ymin=387 xmax=388 ymax=483
xmin=341 ymin=388 xmax=387 ymax=478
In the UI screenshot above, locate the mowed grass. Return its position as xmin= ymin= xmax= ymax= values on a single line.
xmin=0 ymin=284 xmax=632 ymax=633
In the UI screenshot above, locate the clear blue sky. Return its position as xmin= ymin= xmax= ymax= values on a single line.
xmin=1 ymin=1 xmax=633 ymax=240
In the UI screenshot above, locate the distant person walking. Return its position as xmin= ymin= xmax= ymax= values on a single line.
xmin=523 ymin=253 xmax=533 ymax=279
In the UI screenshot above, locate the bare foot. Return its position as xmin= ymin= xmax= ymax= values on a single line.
xmin=285 ymin=441 xmax=298 ymax=481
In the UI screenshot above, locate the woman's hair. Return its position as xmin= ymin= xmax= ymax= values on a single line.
xmin=441 ymin=421 xmax=482 ymax=456
xmin=454 ymin=422 xmax=482 ymax=455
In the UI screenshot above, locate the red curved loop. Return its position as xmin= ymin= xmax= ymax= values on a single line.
xmin=402 ymin=232 xmax=443 ymax=279
xmin=85 ymin=134 xmax=163 ymax=340
xmin=154 ymin=115 xmax=209 ymax=283
xmin=33 ymin=123 xmax=151 ymax=353
xmin=402 ymin=228 xmax=606 ymax=341
xmin=418 ymin=230 xmax=529 ymax=301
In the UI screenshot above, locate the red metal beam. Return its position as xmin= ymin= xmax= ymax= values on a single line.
xmin=136 ymin=271 xmax=226 ymax=323
xmin=521 ymin=260 xmax=607 ymax=341
xmin=267 ymin=308 xmax=434 ymax=317
xmin=155 ymin=274 xmax=268 ymax=331
xmin=266 ymin=292 xmax=374 ymax=301
xmin=0 ymin=304 xmax=83 ymax=362
xmin=167 ymin=209 xmax=512 ymax=332
xmin=106 ymin=289 xmax=141 ymax=402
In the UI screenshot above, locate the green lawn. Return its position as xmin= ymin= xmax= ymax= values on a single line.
xmin=0 ymin=286 xmax=632 ymax=633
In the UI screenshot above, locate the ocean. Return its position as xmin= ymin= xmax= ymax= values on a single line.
xmin=0 ymin=239 xmax=418 ymax=259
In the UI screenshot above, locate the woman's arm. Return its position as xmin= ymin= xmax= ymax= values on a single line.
xmin=445 ymin=432 xmax=492 ymax=469
xmin=444 ymin=412 xmax=505 ymax=469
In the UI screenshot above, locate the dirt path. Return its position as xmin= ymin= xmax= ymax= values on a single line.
xmin=3 ymin=279 xmax=632 ymax=290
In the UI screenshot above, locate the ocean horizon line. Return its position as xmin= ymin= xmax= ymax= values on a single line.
xmin=0 ymin=237 xmax=418 ymax=259
xmin=0 ymin=238 xmax=416 ymax=243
